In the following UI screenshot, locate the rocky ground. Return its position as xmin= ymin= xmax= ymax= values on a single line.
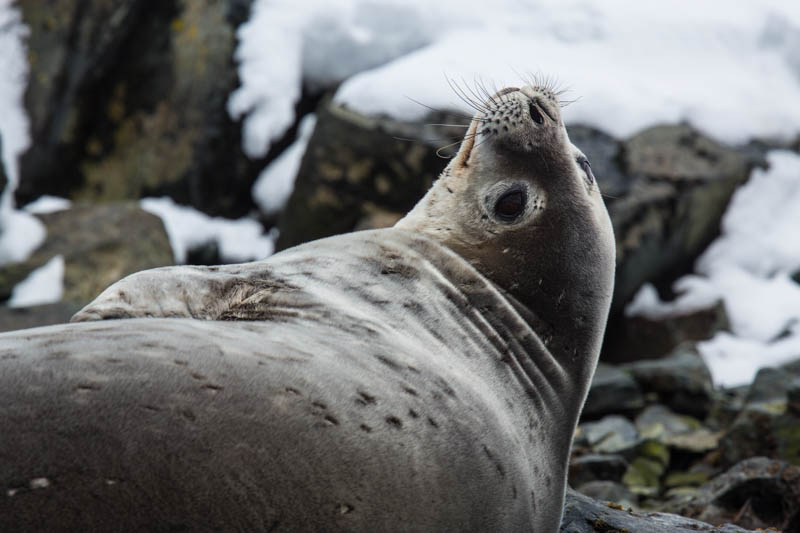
xmin=1 ymin=2 xmax=799 ymax=531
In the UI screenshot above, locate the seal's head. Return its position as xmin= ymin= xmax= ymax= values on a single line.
xmin=397 ymin=84 xmax=615 ymax=385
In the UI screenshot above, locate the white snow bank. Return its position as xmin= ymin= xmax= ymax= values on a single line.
xmin=0 ymin=2 xmax=42 ymax=265
xmin=628 ymin=151 xmax=800 ymax=387
xmin=233 ymin=0 xmax=800 ymax=150
xmin=140 ymin=197 xmax=275 ymax=264
xmin=334 ymin=1 xmax=800 ymax=145
xmin=253 ymin=114 xmax=317 ymax=216
xmin=23 ymin=196 xmax=72 ymax=214
xmin=0 ymin=209 xmax=46 ymax=264
xmin=8 ymin=254 xmax=64 ymax=308
xmin=229 ymin=0 xmax=449 ymax=158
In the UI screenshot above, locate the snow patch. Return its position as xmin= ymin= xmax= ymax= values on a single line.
xmin=334 ymin=2 xmax=800 ymax=145
xmin=140 ymin=197 xmax=275 ymax=264
xmin=229 ymin=0 xmax=442 ymax=158
xmin=0 ymin=2 xmax=39 ymax=265
xmin=0 ymin=209 xmax=46 ymax=264
xmin=628 ymin=151 xmax=800 ymax=387
xmin=8 ymin=255 xmax=64 ymax=308
xmin=253 ymin=114 xmax=317 ymax=216
xmin=23 ymin=196 xmax=72 ymax=215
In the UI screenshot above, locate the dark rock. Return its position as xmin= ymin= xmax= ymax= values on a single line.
xmin=574 ymin=481 xmax=636 ymax=510
xmin=17 ymin=0 xmax=260 ymax=218
xmin=746 ymin=366 xmax=795 ymax=404
xmin=788 ymin=379 xmax=800 ymax=416
xmin=583 ymin=363 xmax=645 ymax=419
xmin=679 ymin=457 xmax=800 ymax=532
xmin=635 ymin=404 xmax=720 ymax=454
xmin=0 ymin=302 xmax=82 ymax=333
xmin=276 ymin=100 xmax=453 ymax=250
xmin=570 ymin=454 xmax=630 ymax=487
xmin=621 ymin=345 xmax=715 ymax=419
xmin=186 ymin=239 xmax=223 ymax=266
xmin=0 ymin=203 xmax=173 ymax=305
xmin=609 ymin=300 xmax=729 ymax=361
xmin=720 ymin=380 xmax=800 ymax=467
xmin=560 ymin=488 xmax=753 ymax=532
xmin=622 ymin=440 xmax=670 ymax=496
xmin=608 ymin=124 xmax=759 ymax=318
xmin=566 ymin=125 xmax=630 ymax=199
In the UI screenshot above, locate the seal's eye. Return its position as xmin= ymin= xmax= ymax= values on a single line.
xmin=528 ymin=102 xmax=544 ymax=125
xmin=579 ymin=157 xmax=595 ymax=184
xmin=494 ymin=186 xmax=527 ymax=222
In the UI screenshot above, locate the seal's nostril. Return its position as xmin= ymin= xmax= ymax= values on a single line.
xmin=528 ymin=102 xmax=544 ymax=125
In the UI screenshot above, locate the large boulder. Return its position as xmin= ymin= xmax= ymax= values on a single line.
xmin=0 ymin=302 xmax=83 ymax=333
xmin=275 ymin=101 xmax=458 ymax=250
xmin=720 ymin=366 xmax=800 ymax=467
xmin=0 ymin=203 xmax=173 ymax=307
xmin=610 ymin=125 xmax=758 ymax=313
xmin=676 ymin=457 xmax=800 ymax=532
xmin=16 ymin=0 xmax=258 ymax=217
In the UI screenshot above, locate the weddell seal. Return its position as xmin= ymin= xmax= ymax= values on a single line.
xmin=0 ymin=83 xmax=614 ymax=532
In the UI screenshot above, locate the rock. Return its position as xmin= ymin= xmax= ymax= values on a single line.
xmin=636 ymin=405 xmax=696 ymax=439
xmin=622 ymin=440 xmax=670 ymax=496
xmin=609 ymin=300 xmax=729 ymax=360
xmin=577 ymin=415 xmax=640 ymax=455
xmin=566 ymin=125 xmax=631 ymax=199
xmin=352 ymin=204 xmax=404 ymax=232
xmin=569 ymin=454 xmax=630 ymax=487
xmin=678 ymin=457 xmax=800 ymax=532
xmin=635 ymin=404 xmax=720 ymax=454
xmin=275 ymin=100 xmax=454 ymax=250
xmin=608 ymin=124 xmax=758 ymax=317
xmin=788 ymin=379 xmax=800 ymax=416
xmin=720 ymin=372 xmax=800 ymax=466
xmin=745 ymin=366 xmax=795 ymax=404
xmin=560 ymin=488 xmax=753 ymax=532
xmin=17 ymin=0 xmax=259 ymax=217
xmin=621 ymin=345 xmax=715 ymax=419
xmin=582 ymin=363 xmax=645 ymax=419
xmin=0 ymin=302 xmax=82 ymax=333
xmin=574 ymin=481 xmax=637 ymax=510
xmin=0 ymin=203 xmax=173 ymax=305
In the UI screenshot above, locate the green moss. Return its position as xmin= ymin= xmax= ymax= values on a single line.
xmin=776 ymin=417 xmax=800 ymax=465
xmin=639 ymin=440 xmax=669 ymax=466
xmin=623 ymin=457 xmax=664 ymax=489
xmin=664 ymin=470 xmax=710 ymax=488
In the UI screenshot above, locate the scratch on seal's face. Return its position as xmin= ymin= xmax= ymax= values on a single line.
xmin=397 ymin=83 xmax=615 ymax=363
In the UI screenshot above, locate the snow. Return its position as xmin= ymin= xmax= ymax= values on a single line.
xmin=140 ymin=197 xmax=275 ymax=264
xmin=233 ymin=0 xmax=800 ymax=151
xmin=229 ymin=0 xmax=438 ymax=158
xmin=253 ymin=114 xmax=317 ymax=216
xmin=7 ymin=255 xmax=64 ymax=308
xmin=0 ymin=1 xmax=43 ymax=265
xmin=627 ymin=151 xmax=800 ymax=387
xmin=23 ymin=196 xmax=72 ymax=215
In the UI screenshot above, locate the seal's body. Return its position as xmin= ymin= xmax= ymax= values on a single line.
xmin=0 ymin=84 xmax=614 ymax=532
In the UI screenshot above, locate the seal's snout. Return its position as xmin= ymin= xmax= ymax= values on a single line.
xmin=472 ymin=84 xmax=564 ymax=155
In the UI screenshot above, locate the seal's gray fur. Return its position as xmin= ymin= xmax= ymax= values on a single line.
xmin=0 ymin=85 xmax=614 ymax=532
